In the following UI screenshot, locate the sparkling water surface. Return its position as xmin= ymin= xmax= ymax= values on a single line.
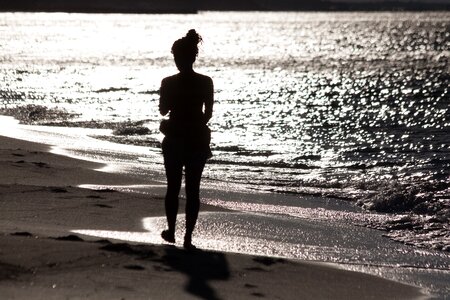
xmin=1 ymin=11 xmax=448 ymax=199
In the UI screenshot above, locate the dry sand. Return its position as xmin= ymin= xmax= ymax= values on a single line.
xmin=0 ymin=135 xmax=426 ymax=299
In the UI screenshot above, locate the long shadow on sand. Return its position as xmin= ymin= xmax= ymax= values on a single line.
xmin=99 ymin=242 xmax=230 ymax=300
xmin=161 ymin=247 xmax=230 ymax=300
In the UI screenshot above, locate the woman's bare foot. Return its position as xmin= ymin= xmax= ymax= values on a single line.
xmin=161 ymin=230 xmax=175 ymax=243
xmin=183 ymin=236 xmax=197 ymax=250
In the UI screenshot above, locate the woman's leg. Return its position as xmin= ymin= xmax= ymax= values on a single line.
xmin=184 ymin=157 xmax=206 ymax=247
xmin=162 ymin=142 xmax=183 ymax=242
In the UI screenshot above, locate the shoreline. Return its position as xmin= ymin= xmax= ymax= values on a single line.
xmin=1 ymin=1 xmax=448 ymax=13
xmin=0 ymin=134 xmax=427 ymax=299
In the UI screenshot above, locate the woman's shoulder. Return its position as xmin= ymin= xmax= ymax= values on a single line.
xmin=194 ymin=72 xmax=212 ymax=80
xmin=161 ymin=74 xmax=178 ymax=84
xmin=193 ymin=72 xmax=213 ymax=84
xmin=162 ymin=72 xmax=212 ymax=86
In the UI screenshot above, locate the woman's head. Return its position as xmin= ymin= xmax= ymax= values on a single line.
xmin=172 ymin=29 xmax=202 ymax=72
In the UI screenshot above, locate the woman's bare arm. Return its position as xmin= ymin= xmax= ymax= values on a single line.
xmin=204 ymin=77 xmax=214 ymax=122
xmin=159 ymin=79 xmax=170 ymax=116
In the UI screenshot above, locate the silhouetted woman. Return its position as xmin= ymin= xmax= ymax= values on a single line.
xmin=159 ymin=29 xmax=213 ymax=249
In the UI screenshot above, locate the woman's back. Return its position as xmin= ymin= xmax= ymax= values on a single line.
xmin=160 ymin=71 xmax=213 ymax=127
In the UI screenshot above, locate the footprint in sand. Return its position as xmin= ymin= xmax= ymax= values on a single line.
xmin=93 ymin=204 xmax=113 ymax=209
xmin=32 ymin=162 xmax=49 ymax=168
xmin=123 ymin=264 xmax=146 ymax=271
xmin=252 ymin=257 xmax=285 ymax=266
xmin=53 ymin=235 xmax=84 ymax=242
xmin=251 ymin=292 xmax=265 ymax=298
xmin=50 ymin=187 xmax=68 ymax=193
xmin=10 ymin=232 xmax=33 ymax=237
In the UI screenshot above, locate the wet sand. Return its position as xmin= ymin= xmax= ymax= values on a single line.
xmin=0 ymin=135 xmax=425 ymax=299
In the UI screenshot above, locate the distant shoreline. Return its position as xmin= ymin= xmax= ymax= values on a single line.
xmin=0 ymin=0 xmax=198 ymax=14
xmin=0 ymin=0 xmax=448 ymax=14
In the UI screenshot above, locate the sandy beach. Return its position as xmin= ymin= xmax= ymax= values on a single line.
xmin=0 ymin=134 xmax=427 ymax=299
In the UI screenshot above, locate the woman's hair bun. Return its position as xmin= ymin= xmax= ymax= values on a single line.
xmin=171 ymin=29 xmax=202 ymax=61
xmin=186 ymin=29 xmax=202 ymax=45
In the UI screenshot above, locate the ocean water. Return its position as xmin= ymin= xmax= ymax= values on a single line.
xmin=0 ymin=12 xmax=449 ymax=250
